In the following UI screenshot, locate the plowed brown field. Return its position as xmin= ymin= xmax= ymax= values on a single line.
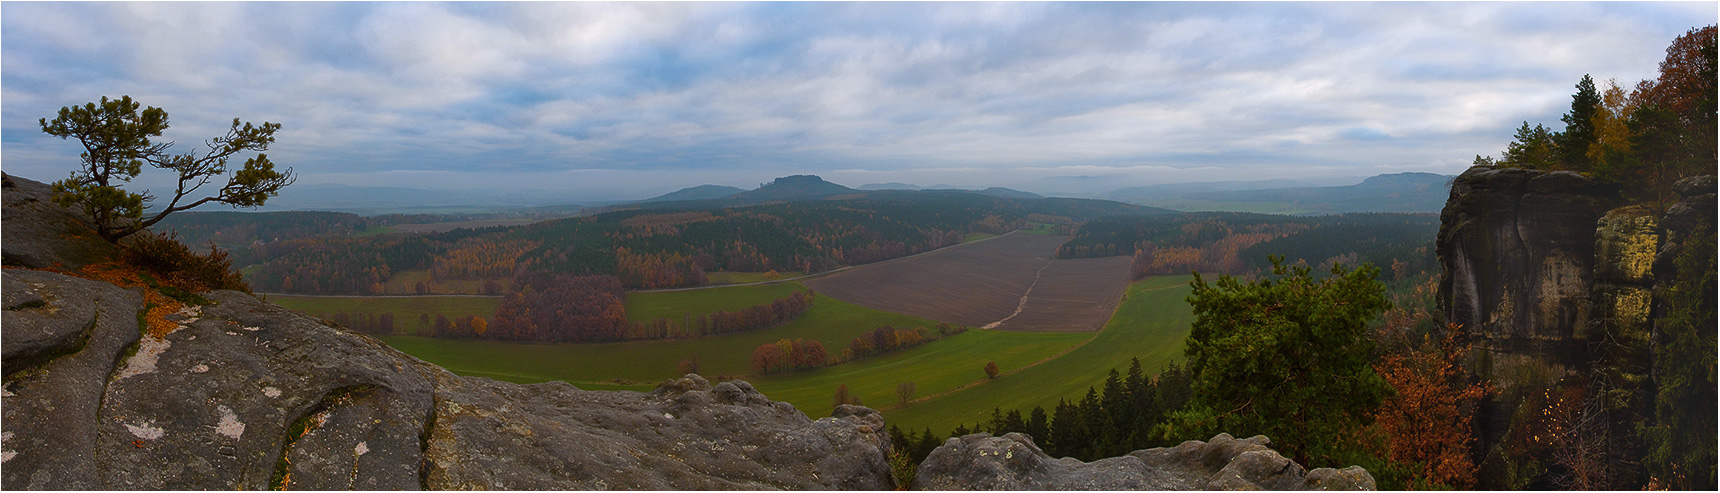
xmin=804 ymin=231 xmax=1132 ymax=332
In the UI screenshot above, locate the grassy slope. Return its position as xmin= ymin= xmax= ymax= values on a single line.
xmin=624 ymin=282 xmax=807 ymax=322
xmin=379 ymin=269 xmax=509 ymax=295
xmin=376 ymin=286 xmax=952 ymax=387
xmin=879 ymin=274 xmax=1195 ymax=433
xmin=703 ymin=271 xmax=806 ymax=286
xmin=748 ymin=329 xmax=1091 ymax=420
xmin=291 ymin=273 xmax=1194 ymax=437
xmin=961 ymin=232 xmax=998 ymax=243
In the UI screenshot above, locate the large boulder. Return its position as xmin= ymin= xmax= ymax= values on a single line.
xmin=1 ymin=174 xmax=118 ymax=269
xmin=911 ymin=432 xmax=1374 ymax=490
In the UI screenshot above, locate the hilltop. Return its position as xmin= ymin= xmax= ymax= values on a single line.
xmin=642 ymin=184 xmax=748 ymax=203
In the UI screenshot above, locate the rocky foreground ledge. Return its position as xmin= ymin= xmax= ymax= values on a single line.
xmin=2 ymin=172 xmax=1373 ymax=490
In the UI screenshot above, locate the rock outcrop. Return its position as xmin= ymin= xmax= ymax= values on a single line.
xmin=1 ymin=268 xmax=896 ymax=490
xmin=912 ymin=432 xmax=1375 ymax=490
xmin=1437 ymin=166 xmax=1715 ymax=489
xmin=2 ymin=173 xmax=896 ymax=490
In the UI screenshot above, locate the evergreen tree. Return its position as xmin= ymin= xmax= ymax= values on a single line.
xmin=1643 ymin=225 xmax=1716 ymax=490
xmin=1168 ymin=256 xmax=1391 ymax=466
xmin=1048 ymin=399 xmax=1082 ymax=458
xmin=1026 ymin=406 xmax=1051 ymax=445
xmin=1557 ymin=74 xmax=1602 ymax=170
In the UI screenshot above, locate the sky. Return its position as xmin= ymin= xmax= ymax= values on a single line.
xmin=2 ymin=1 xmax=1714 ymax=202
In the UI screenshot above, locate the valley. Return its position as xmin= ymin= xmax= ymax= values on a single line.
xmin=804 ymin=231 xmax=1132 ymax=332
xmin=204 ymin=189 xmax=1441 ymax=441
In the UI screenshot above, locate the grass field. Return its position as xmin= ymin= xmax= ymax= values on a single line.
xmin=961 ymin=232 xmax=997 ymax=243
xmin=376 ymin=286 xmax=952 ymax=385
xmin=747 ymin=328 xmax=1091 ymax=419
xmin=624 ymin=281 xmax=809 ymax=323
xmin=703 ymin=271 xmax=805 ymax=286
xmin=879 ymin=274 xmax=1196 ymax=433
xmin=378 ymin=269 xmax=508 ymax=295
xmin=287 ymin=255 xmax=1196 ymax=438
xmin=266 ymin=294 xmax=501 ymax=335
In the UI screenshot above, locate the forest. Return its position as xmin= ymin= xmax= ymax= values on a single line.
xmin=217 ymin=190 xmax=1155 ymax=295
xmin=1056 ymin=212 xmax=1439 ymax=282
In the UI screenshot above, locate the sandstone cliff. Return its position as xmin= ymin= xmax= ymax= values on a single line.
xmin=2 ymin=172 xmax=1373 ymax=490
xmin=1437 ymin=165 xmax=1715 ymax=489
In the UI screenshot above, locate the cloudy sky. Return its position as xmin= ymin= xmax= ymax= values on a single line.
xmin=2 ymin=2 xmax=1713 ymax=201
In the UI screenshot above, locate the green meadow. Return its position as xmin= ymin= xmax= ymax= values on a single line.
xmin=375 ymin=283 xmax=953 ymax=386
xmin=879 ymin=274 xmax=1196 ymax=433
xmin=267 ymin=294 xmax=501 ymax=334
xmin=280 ymin=273 xmax=1198 ymax=438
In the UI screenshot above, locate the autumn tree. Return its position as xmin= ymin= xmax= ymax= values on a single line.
xmin=752 ymin=343 xmax=789 ymax=374
xmin=678 ymin=356 xmax=700 ymax=375
xmin=984 ymin=361 xmax=1001 ymax=378
xmin=897 ymin=381 xmax=917 ymax=406
xmin=1373 ymin=323 xmax=1493 ymax=489
xmin=40 ymin=96 xmax=294 ymax=242
xmin=834 ymin=384 xmax=858 ymax=407
xmin=470 ymin=316 xmax=487 ymax=337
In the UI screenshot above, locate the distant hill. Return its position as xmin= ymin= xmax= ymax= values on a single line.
xmin=1106 ymin=173 xmax=1451 ymax=214
xmin=974 ymin=187 xmax=1044 ymax=199
xmin=1106 ymin=178 xmax=1311 ymax=203
xmin=729 ymin=175 xmax=856 ymax=201
xmin=857 ymin=182 xmax=920 ymax=190
xmin=1185 ymin=172 xmax=1452 ymax=214
xmin=642 ymin=184 xmax=746 ymax=203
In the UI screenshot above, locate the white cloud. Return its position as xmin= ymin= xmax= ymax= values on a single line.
xmin=2 ymin=2 xmax=1712 ymax=197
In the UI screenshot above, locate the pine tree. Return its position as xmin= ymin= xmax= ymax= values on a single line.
xmin=1026 ymin=407 xmax=1051 ymax=446
xmin=1557 ymin=74 xmax=1602 ymax=170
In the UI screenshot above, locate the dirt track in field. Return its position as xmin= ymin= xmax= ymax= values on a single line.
xmin=804 ymin=231 xmax=1133 ymax=332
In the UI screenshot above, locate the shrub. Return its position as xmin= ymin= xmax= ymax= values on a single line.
xmin=120 ymin=230 xmax=249 ymax=293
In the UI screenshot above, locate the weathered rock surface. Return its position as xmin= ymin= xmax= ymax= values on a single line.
xmin=1435 ymin=166 xmax=1619 ymax=481
xmin=0 ymin=270 xmax=900 ymax=490
xmin=1437 ymin=165 xmax=1716 ymax=489
xmin=1 ymin=173 xmax=117 ymax=269
xmin=422 ymin=374 xmax=893 ymax=490
xmin=912 ymin=432 xmax=1374 ymax=490
xmin=2 ymin=269 xmax=143 ymax=489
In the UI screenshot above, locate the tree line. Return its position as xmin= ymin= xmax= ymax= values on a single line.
xmin=752 ymin=323 xmax=968 ymax=375
xmin=632 ymin=290 xmax=816 ymax=340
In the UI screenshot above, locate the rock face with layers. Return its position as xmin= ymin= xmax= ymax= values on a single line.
xmin=1436 ymin=166 xmax=1716 ymax=489
xmin=911 ymin=432 xmax=1375 ymax=490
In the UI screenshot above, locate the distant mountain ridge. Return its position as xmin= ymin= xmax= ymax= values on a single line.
xmin=642 ymin=184 xmax=747 ymax=203
xmin=1104 ymin=173 xmax=1452 ymax=214
xmin=730 ymin=174 xmax=858 ymax=201
xmin=1184 ymin=172 xmax=1452 ymax=213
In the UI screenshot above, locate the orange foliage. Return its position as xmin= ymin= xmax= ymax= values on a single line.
xmin=429 ymin=238 xmax=536 ymax=280
xmin=1373 ymin=323 xmax=1493 ymax=489
xmin=616 ymin=247 xmax=706 ymax=289
xmin=26 ymin=261 xmax=189 ymax=338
